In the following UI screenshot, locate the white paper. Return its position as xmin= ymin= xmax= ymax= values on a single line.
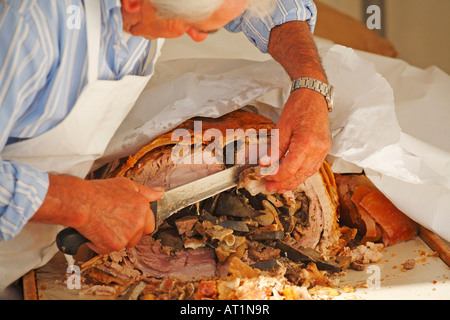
xmin=366 ymin=168 xmax=450 ymax=242
xmin=322 ymin=45 xmax=402 ymax=169
xmin=346 ymin=50 xmax=450 ymax=242
xmin=99 ymin=31 xmax=450 ymax=241
xmin=322 ymin=45 xmax=450 ymax=241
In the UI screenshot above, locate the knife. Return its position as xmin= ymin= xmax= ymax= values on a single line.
xmin=56 ymin=165 xmax=249 ymax=255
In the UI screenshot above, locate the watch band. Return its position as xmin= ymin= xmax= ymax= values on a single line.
xmin=291 ymin=77 xmax=334 ymax=112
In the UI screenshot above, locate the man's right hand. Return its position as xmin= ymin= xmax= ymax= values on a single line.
xmin=31 ymin=174 xmax=164 ymax=254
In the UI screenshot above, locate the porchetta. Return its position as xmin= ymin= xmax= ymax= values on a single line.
xmin=79 ymin=109 xmax=416 ymax=300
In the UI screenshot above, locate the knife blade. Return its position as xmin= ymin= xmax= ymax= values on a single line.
xmin=151 ymin=164 xmax=248 ymax=229
xmin=56 ymin=165 xmax=249 ymax=255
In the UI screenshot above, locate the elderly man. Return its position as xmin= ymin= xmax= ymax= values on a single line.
xmin=0 ymin=0 xmax=331 ymax=297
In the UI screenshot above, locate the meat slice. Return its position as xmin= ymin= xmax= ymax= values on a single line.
xmin=125 ymin=146 xmax=224 ymax=190
xmin=127 ymin=236 xmax=218 ymax=281
xmin=293 ymin=173 xmax=326 ymax=250
xmin=238 ymin=162 xmax=341 ymax=258
xmin=106 ymin=110 xmax=275 ymax=189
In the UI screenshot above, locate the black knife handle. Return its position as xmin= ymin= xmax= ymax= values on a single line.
xmin=56 ymin=227 xmax=89 ymax=255
xmin=57 ymin=202 xmax=159 ymax=255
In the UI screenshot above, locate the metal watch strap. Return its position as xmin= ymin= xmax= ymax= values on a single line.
xmin=291 ymin=77 xmax=334 ymax=112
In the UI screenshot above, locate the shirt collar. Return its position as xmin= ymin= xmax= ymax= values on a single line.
xmin=102 ymin=0 xmax=121 ymax=12
xmin=100 ymin=0 xmax=135 ymax=42
xmin=101 ymin=0 xmax=122 ymax=22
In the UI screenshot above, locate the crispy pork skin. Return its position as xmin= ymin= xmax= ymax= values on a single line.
xmin=351 ymin=185 xmax=381 ymax=242
xmin=335 ymin=174 xmax=418 ymax=245
xmin=357 ymin=186 xmax=418 ymax=245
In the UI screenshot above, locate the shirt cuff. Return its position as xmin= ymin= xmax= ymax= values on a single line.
xmin=225 ymin=0 xmax=318 ymax=53
xmin=0 ymin=160 xmax=49 ymax=241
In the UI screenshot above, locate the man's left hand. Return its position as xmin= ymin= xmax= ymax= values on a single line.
xmin=262 ymin=88 xmax=331 ymax=192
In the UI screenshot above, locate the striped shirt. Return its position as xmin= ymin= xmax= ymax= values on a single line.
xmin=0 ymin=0 xmax=317 ymax=241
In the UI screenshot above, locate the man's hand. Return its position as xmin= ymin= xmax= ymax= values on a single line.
xmin=262 ymin=89 xmax=331 ymax=192
xmin=265 ymin=20 xmax=331 ymax=191
xmin=31 ymin=175 xmax=164 ymax=254
xmin=74 ymin=177 xmax=164 ymax=254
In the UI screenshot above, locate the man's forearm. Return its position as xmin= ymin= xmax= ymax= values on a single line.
xmin=30 ymin=174 xmax=91 ymax=228
xmin=268 ymin=21 xmax=327 ymax=83
xmin=263 ymin=20 xmax=331 ymax=192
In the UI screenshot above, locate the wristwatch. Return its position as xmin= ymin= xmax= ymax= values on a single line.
xmin=291 ymin=77 xmax=335 ymax=112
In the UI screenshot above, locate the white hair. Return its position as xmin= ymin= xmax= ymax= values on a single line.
xmin=149 ymin=0 xmax=277 ymax=21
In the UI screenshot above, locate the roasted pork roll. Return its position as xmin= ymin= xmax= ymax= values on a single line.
xmin=80 ymin=110 xmax=355 ymax=300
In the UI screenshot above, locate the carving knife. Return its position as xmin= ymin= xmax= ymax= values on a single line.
xmin=56 ymin=165 xmax=249 ymax=255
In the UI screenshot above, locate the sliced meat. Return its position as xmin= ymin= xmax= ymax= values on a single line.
xmin=108 ymin=110 xmax=275 ymax=184
xmin=124 ymin=145 xmax=225 ymax=190
xmin=293 ymin=175 xmax=325 ymax=250
xmin=127 ymin=236 xmax=218 ymax=281
xmin=293 ymin=170 xmax=341 ymax=258
xmin=238 ymin=162 xmax=341 ymax=259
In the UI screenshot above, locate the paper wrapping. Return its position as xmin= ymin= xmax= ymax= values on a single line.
xmin=98 ymin=32 xmax=450 ymax=241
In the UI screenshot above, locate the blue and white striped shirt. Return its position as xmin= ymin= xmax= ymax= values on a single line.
xmin=0 ymin=0 xmax=317 ymax=241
